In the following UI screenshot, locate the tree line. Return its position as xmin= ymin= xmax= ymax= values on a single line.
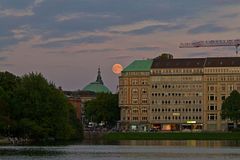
xmin=0 ymin=72 xmax=83 ymax=142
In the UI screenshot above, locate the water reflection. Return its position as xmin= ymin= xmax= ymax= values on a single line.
xmin=116 ymin=140 xmax=240 ymax=147
xmin=0 ymin=141 xmax=240 ymax=160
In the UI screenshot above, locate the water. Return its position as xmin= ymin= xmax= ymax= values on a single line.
xmin=0 ymin=140 xmax=240 ymax=160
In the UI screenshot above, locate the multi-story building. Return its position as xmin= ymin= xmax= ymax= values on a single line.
xmin=119 ymin=60 xmax=152 ymax=131
xmin=119 ymin=55 xmax=240 ymax=131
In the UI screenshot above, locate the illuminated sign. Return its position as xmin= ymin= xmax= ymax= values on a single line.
xmin=173 ymin=113 xmax=180 ymax=116
xmin=187 ymin=121 xmax=196 ymax=124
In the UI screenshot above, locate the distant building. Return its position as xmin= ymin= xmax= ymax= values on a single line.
xmin=64 ymin=67 xmax=111 ymax=124
xmin=64 ymin=90 xmax=96 ymax=123
xmin=83 ymin=67 xmax=111 ymax=93
xmin=119 ymin=54 xmax=240 ymax=131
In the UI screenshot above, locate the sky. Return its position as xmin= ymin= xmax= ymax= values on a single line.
xmin=0 ymin=0 xmax=240 ymax=92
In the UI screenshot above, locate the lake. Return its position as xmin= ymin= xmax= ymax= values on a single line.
xmin=0 ymin=140 xmax=240 ymax=160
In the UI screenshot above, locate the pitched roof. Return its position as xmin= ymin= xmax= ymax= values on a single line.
xmin=123 ymin=59 xmax=153 ymax=72
xmin=152 ymin=57 xmax=240 ymax=68
xmin=205 ymin=57 xmax=240 ymax=67
xmin=152 ymin=58 xmax=205 ymax=68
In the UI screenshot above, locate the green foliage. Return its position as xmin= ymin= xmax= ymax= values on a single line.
xmin=0 ymin=72 xmax=83 ymax=141
xmin=0 ymin=72 xmax=20 ymax=90
xmin=85 ymin=93 xmax=119 ymax=127
xmin=103 ymin=132 xmax=240 ymax=140
xmin=221 ymin=90 xmax=240 ymax=128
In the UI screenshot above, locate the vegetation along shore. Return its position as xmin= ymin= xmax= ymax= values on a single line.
xmin=103 ymin=132 xmax=240 ymax=141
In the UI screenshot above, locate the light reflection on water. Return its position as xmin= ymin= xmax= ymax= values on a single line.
xmin=0 ymin=140 xmax=240 ymax=160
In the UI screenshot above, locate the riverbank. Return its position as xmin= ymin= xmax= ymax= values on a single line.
xmin=0 ymin=137 xmax=10 ymax=145
xmin=103 ymin=132 xmax=240 ymax=141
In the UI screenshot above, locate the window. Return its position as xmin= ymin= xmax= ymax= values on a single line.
xmin=141 ymin=80 xmax=148 ymax=85
xmin=141 ymin=88 xmax=147 ymax=94
xmin=132 ymin=117 xmax=139 ymax=121
xmin=142 ymin=117 xmax=148 ymax=121
xmin=133 ymin=108 xmax=138 ymax=113
xmin=221 ymin=84 xmax=226 ymax=91
xmin=132 ymin=99 xmax=138 ymax=104
xmin=208 ymin=104 xmax=217 ymax=111
xmin=221 ymin=96 xmax=226 ymax=101
xmin=132 ymin=79 xmax=138 ymax=85
xmin=142 ymin=99 xmax=148 ymax=104
xmin=208 ymin=114 xmax=217 ymax=121
xmin=132 ymin=88 xmax=138 ymax=94
xmin=209 ymin=95 xmax=217 ymax=101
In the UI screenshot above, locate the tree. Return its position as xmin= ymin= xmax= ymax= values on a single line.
xmin=221 ymin=90 xmax=240 ymax=129
xmin=85 ymin=93 xmax=119 ymax=127
xmin=0 ymin=87 xmax=10 ymax=136
xmin=9 ymin=73 xmax=82 ymax=140
xmin=0 ymin=72 xmax=19 ymax=136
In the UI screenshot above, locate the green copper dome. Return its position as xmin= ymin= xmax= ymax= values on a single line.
xmin=83 ymin=67 xmax=111 ymax=93
xmin=83 ymin=82 xmax=111 ymax=93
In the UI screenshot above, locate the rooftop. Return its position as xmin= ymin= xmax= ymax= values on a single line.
xmin=122 ymin=59 xmax=153 ymax=72
xmin=152 ymin=57 xmax=240 ymax=68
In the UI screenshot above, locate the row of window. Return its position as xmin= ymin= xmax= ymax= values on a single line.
xmin=132 ymin=99 xmax=148 ymax=104
xmin=123 ymin=114 xmax=217 ymax=121
xmin=119 ymin=79 xmax=149 ymax=86
xmin=208 ymin=95 xmax=226 ymax=101
xmin=152 ymin=116 xmax=202 ymax=120
xmin=151 ymin=92 xmax=202 ymax=97
xmin=131 ymin=117 xmax=148 ymax=121
xmin=131 ymin=79 xmax=148 ymax=85
xmin=152 ymin=100 xmax=202 ymax=105
xmin=151 ymin=108 xmax=202 ymax=113
xmin=132 ymin=109 xmax=148 ymax=113
xmin=208 ymin=85 xmax=237 ymax=92
xmin=151 ymin=69 xmax=203 ymax=75
xmin=132 ymin=88 xmax=148 ymax=94
xmin=152 ymin=68 xmax=240 ymax=75
xmin=205 ymin=68 xmax=240 ymax=73
xmin=206 ymin=76 xmax=240 ymax=82
xmin=152 ymin=84 xmax=202 ymax=89
xmin=122 ymin=72 xmax=149 ymax=76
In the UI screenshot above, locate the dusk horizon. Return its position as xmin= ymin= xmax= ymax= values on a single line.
xmin=1 ymin=0 xmax=240 ymax=92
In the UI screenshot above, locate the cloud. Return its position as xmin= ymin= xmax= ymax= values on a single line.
xmin=0 ymin=56 xmax=7 ymax=61
xmin=108 ymin=20 xmax=169 ymax=32
xmin=0 ymin=0 xmax=44 ymax=17
xmin=188 ymin=24 xmax=228 ymax=34
xmin=11 ymin=25 xmax=33 ymax=39
xmin=47 ymin=48 xmax=122 ymax=55
xmin=186 ymin=52 xmax=210 ymax=57
xmin=0 ymin=38 xmax=19 ymax=51
xmin=56 ymin=12 xmax=116 ymax=22
xmin=221 ymin=13 xmax=239 ymax=18
xmin=121 ymin=24 xmax=186 ymax=35
xmin=35 ymin=35 xmax=112 ymax=48
xmin=108 ymin=55 xmax=132 ymax=60
xmin=128 ymin=46 xmax=161 ymax=51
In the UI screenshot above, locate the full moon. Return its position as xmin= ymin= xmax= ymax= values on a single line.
xmin=112 ymin=64 xmax=123 ymax=74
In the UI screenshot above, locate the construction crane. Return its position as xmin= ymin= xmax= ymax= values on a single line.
xmin=179 ymin=39 xmax=240 ymax=54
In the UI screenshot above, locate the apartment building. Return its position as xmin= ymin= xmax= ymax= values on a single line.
xmin=119 ymin=60 xmax=152 ymax=131
xmin=119 ymin=55 xmax=240 ymax=131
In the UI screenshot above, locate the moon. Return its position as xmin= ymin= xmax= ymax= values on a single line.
xmin=112 ymin=64 xmax=123 ymax=74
